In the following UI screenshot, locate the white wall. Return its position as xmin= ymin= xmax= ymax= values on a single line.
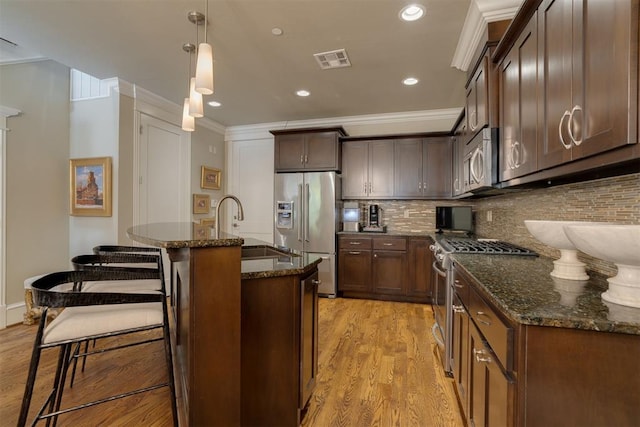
xmin=69 ymin=92 xmax=120 ymax=257
xmin=191 ymin=124 xmax=225 ymax=222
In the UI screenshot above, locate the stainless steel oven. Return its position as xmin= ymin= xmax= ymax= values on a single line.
xmin=430 ymin=242 xmax=453 ymax=375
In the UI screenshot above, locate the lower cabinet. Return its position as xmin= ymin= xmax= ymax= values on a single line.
xmin=451 ymin=261 xmax=640 ymax=426
xmin=338 ymin=234 xmax=433 ymax=303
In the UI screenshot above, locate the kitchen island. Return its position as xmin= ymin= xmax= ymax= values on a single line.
xmin=449 ymin=252 xmax=640 ymax=426
xmin=127 ymin=223 xmax=322 ymax=427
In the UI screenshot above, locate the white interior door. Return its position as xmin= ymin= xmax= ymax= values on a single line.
xmin=227 ymin=138 xmax=274 ymax=243
xmin=136 ymin=113 xmax=190 ymax=281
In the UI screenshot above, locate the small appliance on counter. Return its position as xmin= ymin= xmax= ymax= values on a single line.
xmin=342 ymin=202 xmax=361 ymax=232
xmin=362 ymin=204 xmax=387 ymax=233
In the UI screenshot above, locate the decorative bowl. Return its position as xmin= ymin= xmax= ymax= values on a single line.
xmin=524 ymin=220 xmax=604 ymax=280
xmin=564 ymin=224 xmax=640 ymax=308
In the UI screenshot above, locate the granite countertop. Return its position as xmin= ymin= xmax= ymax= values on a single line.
xmin=338 ymin=230 xmax=437 ymax=238
xmin=452 ymin=253 xmax=640 ymax=335
xmin=240 ymin=238 xmax=323 ymax=280
xmin=127 ymin=222 xmax=243 ymax=248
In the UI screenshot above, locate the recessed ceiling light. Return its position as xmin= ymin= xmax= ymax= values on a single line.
xmin=296 ymin=90 xmax=310 ymax=97
xmin=399 ymin=4 xmax=426 ymax=21
xmin=208 ymin=100 xmax=221 ymax=107
xmin=403 ymin=77 xmax=419 ymax=86
xmin=271 ymin=27 xmax=284 ymax=36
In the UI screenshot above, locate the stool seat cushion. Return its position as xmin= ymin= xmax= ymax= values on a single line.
xmin=42 ymin=302 xmax=163 ymax=344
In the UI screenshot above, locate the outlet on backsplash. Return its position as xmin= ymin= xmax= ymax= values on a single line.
xmin=486 ymin=210 xmax=493 ymax=222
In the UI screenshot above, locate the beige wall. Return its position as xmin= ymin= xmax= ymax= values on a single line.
xmin=117 ymin=93 xmax=135 ymax=244
xmin=0 ymin=60 xmax=70 ymax=305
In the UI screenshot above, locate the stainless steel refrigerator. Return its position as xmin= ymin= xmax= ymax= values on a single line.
xmin=274 ymin=172 xmax=341 ymax=297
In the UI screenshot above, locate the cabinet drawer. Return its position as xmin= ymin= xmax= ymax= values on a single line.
xmin=372 ymin=237 xmax=407 ymax=251
xmin=468 ymin=286 xmax=512 ymax=371
xmin=451 ymin=263 xmax=470 ymax=304
xmin=339 ymin=236 xmax=372 ymax=249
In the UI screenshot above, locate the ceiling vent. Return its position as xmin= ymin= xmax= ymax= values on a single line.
xmin=313 ymin=49 xmax=351 ymax=70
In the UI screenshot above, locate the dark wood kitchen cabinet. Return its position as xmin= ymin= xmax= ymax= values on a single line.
xmin=342 ymin=140 xmax=394 ymax=198
xmin=338 ymin=234 xmax=432 ymax=303
xmin=500 ymin=14 xmax=538 ymax=181
xmin=394 ymin=136 xmax=453 ymax=199
xmin=271 ymin=127 xmax=346 ymax=172
xmin=452 ymin=260 xmax=640 ymax=426
xmin=465 ymin=57 xmax=490 ymax=141
xmin=538 ymin=0 xmax=637 ymax=170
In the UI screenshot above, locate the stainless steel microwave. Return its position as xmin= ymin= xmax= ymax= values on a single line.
xmin=463 ymin=128 xmax=498 ymax=193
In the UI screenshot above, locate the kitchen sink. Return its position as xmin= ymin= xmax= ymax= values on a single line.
xmin=241 ymin=246 xmax=292 ymax=260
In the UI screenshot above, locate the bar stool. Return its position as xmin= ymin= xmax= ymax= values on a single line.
xmin=18 ymin=268 xmax=178 ymax=426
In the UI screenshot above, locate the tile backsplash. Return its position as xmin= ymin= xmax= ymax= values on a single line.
xmin=345 ymin=173 xmax=639 ymax=276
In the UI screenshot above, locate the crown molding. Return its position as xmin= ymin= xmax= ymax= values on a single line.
xmin=451 ymin=0 xmax=522 ymax=72
xmin=225 ymin=108 xmax=462 ymax=142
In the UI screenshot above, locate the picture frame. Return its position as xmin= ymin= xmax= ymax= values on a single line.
xmin=69 ymin=156 xmax=112 ymax=217
xmin=193 ymin=193 xmax=210 ymax=214
xmin=192 ymin=223 xmax=210 ymax=239
xmin=200 ymin=217 xmax=215 ymax=226
xmin=201 ymin=166 xmax=221 ymax=190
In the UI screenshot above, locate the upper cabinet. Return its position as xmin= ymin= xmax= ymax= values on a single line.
xmin=465 ymin=57 xmax=490 ymax=140
xmin=538 ymin=0 xmax=637 ymax=170
xmin=342 ymin=139 xmax=395 ymax=199
xmin=271 ymin=127 xmax=347 ymax=172
xmin=394 ymin=136 xmax=452 ymax=199
xmin=499 ymin=14 xmax=539 ymax=181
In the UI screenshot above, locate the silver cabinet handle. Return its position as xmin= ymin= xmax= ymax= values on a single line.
xmin=349 ymin=241 xmax=362 ymax=245
xmin=304 ymin=155 xmax=308 ymax=163
xmin=300 ymin=154 xmax=304 ymax=164
xmin=469 ymin=108 xmax=478 ymax=132
xmin=349 ymin=251 xmax=361 ymax=255
xmin=312 ymin=279 xmax=322 ymax=286
xmin=418 ymin=182 xmax=422 ymax=190
xmin=558 ymin=110 xmax=572 ymax=149
xmin=363 ymin=182 xmax=367 ymax=194
xmin=373 ymin=253 xmax=378 ymax=258
xmin=368 ymin=182 xmax=372 ymax=194
xmin=454 ymin=178 xmax=460 ymax=192
xmin=476 ymin=311 xmax=492 ymax=325
xmin=383 ymin=243 xmax=393 ymax=246
xmin=568 ymin=105 xmax=583 ymax=146
xmin=453 ymin=279 xmax=464 ymax=289
xmin=473 ymin=348 xmax=492 ymax=363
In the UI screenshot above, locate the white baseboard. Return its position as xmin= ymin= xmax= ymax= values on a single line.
xmin=2 ymin=301 xmax=26 ymax=328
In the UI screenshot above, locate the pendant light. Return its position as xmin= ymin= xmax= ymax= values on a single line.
xmin=194 ymin=0 xmax=214 ymax=95
xmin=181 ymin=43 xmax=196 ymax=132
xmin=187 ymin=26 xmax=203 ymax=117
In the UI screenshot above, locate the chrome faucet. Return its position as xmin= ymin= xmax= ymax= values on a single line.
xmin=215 ymin=195 xmax=244 ymax=237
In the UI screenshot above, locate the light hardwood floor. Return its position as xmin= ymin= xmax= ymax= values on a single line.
xmin=0 ymin=298 xmax=463 ymax=426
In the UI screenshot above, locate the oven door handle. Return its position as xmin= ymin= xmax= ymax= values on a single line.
xmin=431 ymin=323 xmax=445 ymax=348
xmin=433 ymin=262 xmax=447 ymax=278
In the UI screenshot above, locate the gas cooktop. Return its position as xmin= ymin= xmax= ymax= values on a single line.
xmin=439 ymin=238 xmax=537 ymax=256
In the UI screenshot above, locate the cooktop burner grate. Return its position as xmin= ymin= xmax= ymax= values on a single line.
xmin=439 ymin=238 xmax=537 ymax=256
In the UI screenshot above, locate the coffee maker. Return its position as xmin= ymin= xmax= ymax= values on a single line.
xmin=362 ymin=204 xmax=387 ymax=232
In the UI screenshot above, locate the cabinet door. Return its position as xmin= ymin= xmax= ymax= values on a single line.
xmin=468 ymin=322 xmax=510 ymax=427
xmin=452 ymin=121 xmax=466 ymax=196
xmin=305 ymin=132 xmax=340 ymax=171
xmin=368 ymin=140 xmax=395 ymax=198
xmin=338 ymin=249 xmax=371 ymax=292
xmin=452 ymin=292 xmax=469 ymax=413
xmin=422 ymin=137 xmax=452 ymax=198
xmin=407 ymin=238 xmax=433 ymax=300
xmin=466 ymin=57 xmax=489 ymax=139
xmin=274 ymin=134 xmax=305 ymax=171
xmin=342 ymin=141 xmax=369 ymax=198
xmin=539 ymin=0 xmax=636 ymax=170
xmin=371 ymin=250 xmax=406 ymax=296
xmin=394 ymin=138 xmax=423 ymax=197
xmin=500 ymin=15 xmax=538 ymax=181
xmin=300 ymin=271 xmax=319 ymax=409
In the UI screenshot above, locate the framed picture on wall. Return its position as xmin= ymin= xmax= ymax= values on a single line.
xmin=193 ymin=193 xmax=210 ymax=214
xmin=201 ymin=166 xmax=221 ymax=190
xmin=69 ymin=156 xmax=112 ymax=216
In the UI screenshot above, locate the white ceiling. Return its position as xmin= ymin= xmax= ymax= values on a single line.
xmin=0 ymin=0 xmax=516 ymax=127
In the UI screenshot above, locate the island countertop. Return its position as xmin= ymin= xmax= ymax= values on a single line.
xmin=127 ymin=222 xmax=243 ymax=248
xmin=452 ymin=253 xmax=640 ymax=335
xmin=240 ymin=238 xmax=323 ymax=280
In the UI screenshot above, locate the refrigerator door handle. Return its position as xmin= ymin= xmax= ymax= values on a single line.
xmin=297 ymin=183 xmax=303 ymax=242
xmin=304 ymin=183 xmax=310 ymax=242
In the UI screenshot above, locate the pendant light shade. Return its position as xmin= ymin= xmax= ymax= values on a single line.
xmin=182 ymin=98 xmax=195 ymax=131
xmin=195 ymin=42 xmax=214 ymax=95
xmin=189 ymin=77 xmax=204 ymax=117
